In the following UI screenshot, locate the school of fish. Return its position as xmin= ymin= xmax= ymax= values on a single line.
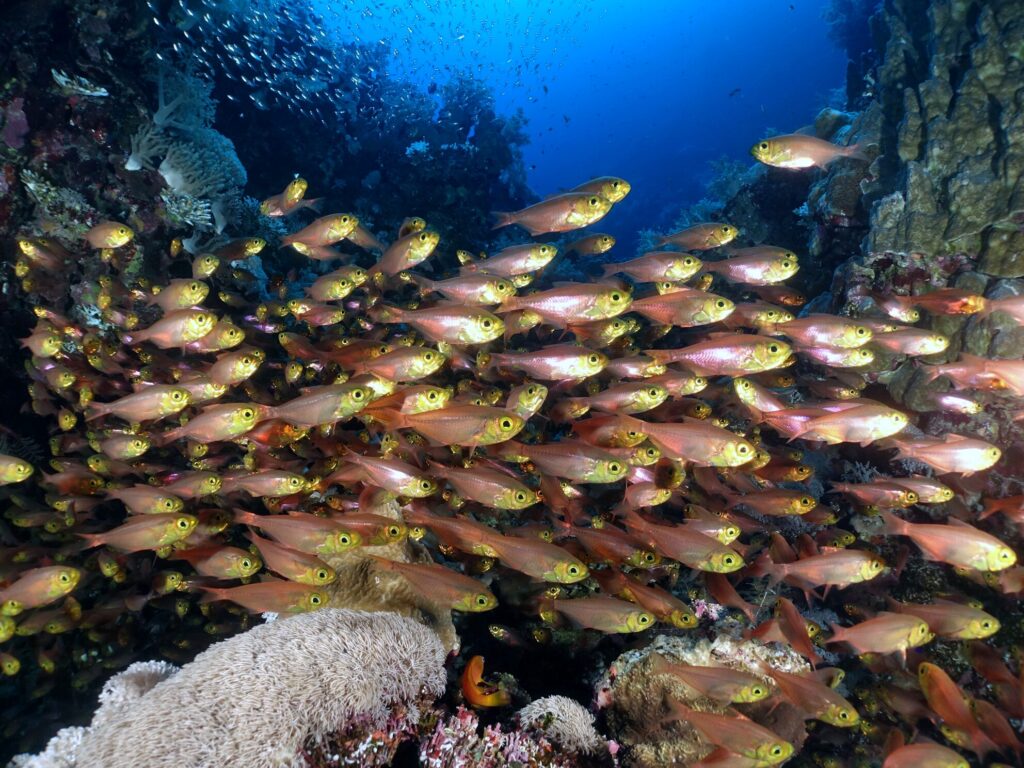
xmin=4 ymin=131 xmax=1023 ymax=767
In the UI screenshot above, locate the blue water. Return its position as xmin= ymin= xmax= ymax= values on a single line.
xmin=314 ymin=0 xmax=847 ymax=251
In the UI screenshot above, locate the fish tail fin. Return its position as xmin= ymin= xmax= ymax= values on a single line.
xmin=490 ymin=211 xmax=514 ymax=230
xmin=879 ymin=510 xmax=908 ymax=536
xmin=844 ymin=141 xmax=869 ymax=161
xmin=600 ymin=263 xmax=621 ymax=278
xmin=76 ymin=532 xmax=103 ymax=549
xmin=653 ymin=236 xmax=668 ymax=247
xmin=368 ymin=304 xmax=403 ymax=324
xmin=749 ymin=553 xmax=782 ymax=585
xmin=304 ymin=197 xmax=324 ymax=213
xmin=369 ymin=407 xmax=407 ymax=431
xmin=826 ymin=622 xmax=845 ymax=644
xmin=232 ymin=509 xmax=260 ymax=527
xmin=84 ymin=401 xmax=111 ymax=422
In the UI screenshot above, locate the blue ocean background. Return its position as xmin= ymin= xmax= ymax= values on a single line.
xmin=314 ymin=0 xmax=847 ymax=252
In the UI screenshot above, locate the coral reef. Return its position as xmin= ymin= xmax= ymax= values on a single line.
xmin=11 ymin=610 xmax=446 ymax=768
xmin=516 ymin=696 xmax=608 ymax=757
xmin=601 ymin=632 xmax=809 ymax=767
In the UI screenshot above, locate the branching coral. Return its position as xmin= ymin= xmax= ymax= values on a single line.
xmin=12 ymin=610 xmax=446 ymax=768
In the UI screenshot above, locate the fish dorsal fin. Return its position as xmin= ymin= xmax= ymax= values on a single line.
xmin=793 ymin=124 xmax=816 ymax=136
xmin=947 ymin=517 xmax=974 ymax=528
xmin=944 ymin=434 xmax=968 ymax=442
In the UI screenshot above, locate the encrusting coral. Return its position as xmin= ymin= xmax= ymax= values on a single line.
xmin=601 ymin=632 xmax=810 ymax=767
xmin=10 ymin=609 xmax=446 ymax=768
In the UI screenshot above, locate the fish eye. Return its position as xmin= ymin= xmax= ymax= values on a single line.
xmin=609 ymin=462 xmax=622 ymax=473
xmin=172 ymin=391 xmax=184 ymax=401
xmin=768 ymin=344 xmax=780 ymax=353
xmin=716 ymin=300 xmax=727 ymax=308
xmin=526 ymin=386 xmax=537 ymax=395
xmin=588 ymin=197 xmax=599 ymax=205
xmin=646 ymin=448 xmax=658 ymax=458
xmin=839 ymin=710 xmax=850 ymax=720
xmin=176 ymin=519 xmax=190 ymax=529
xmin=588 ymin=354 xmax=600 ymax=364
xmin=419 ymin=233 xmax=428 ymax=241
xmin=567 ymin=564 xmax=581 ymax=576
xmin=387 ymin=526 xmax=401 ymax=536
xmin=241 ymin=558 xmax=252 ymax=569
xmin=856 ymin=327 xmax=867 ymax=336
xmin=738 ymin=380 xmax=750 ymax=390
xmin=611 ymin=292 xmax=622 ymax=302
xmin=338 ymin=534 xmax=352 ymax=545
xmin=723 ymin=554 xmax=737 ymax=565
xmin=58 ymin=572 xmax=71 ymax=584
xmin=164 ymin=500 xmax=176 ymax=510
xmin=424 ymin=352 xmax=434 ymax=361
xmin=611 ymin=181 xmax=620 ymax=188
xmin=801 ymin=497 xmax=814 ymax=506
xmin=515 ymin=491 xmax=527 ymax=502
xmin=721 ymin=225 xmax=731 ymax=232
xmin=316 ymin=569 xmax=329 ymax=580
xmin=1000 ymin=550 xmax=1013 ymax=560
xmin=500 ymin=418 xmax=514 ymax=430
xmin=759 ymin=142 xmax=769 ymax=150
xmin=482 ymin=319 xmax=492 ymax=328
xmin=310 ymin=594 xmax=322 ymax=605
xmin=982 ymin=620 xmax=993 ymax=629
xmin=242 ymin=408 xmax=255 ymax=419
xmin=752 ymin=686 xmax=765 ymax=696
xmin=737 ymin=444 xmax=750 ymax=454
xmin=290 ymin=478 xmax=303 ymax=487
xmin=638 ymin=614 xmax=651 ymax=625
xmin=781 ymin=260 xmax=791 ymax=268
xmin=643 ymin=552 xmax=657 ymax=563
xmin=352 ymin=389 xmax=365 ymax=400
xmin=420 ymin=480 xmax=433 ymax=490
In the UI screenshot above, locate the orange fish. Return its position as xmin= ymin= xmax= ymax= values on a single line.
xmin=247 ymin=533 xmax=334 ymax=585
xmin=85 ymin=385 xmax=192 ymax=422
xmin=200 ymin=579 xmax=327 ymax=614
xmin=791 ymin=403 xmax=909 ymax=446
xmin=662 ymin=700 xmax=793 ymax=764
xmin=169 ymin=544 xmax=262 ymax=580
xmin=85 ymin=220 xmax=135 ymax=248
xmin=642 ymin=419 xmax=755 ymax=467
xmin=0 ymin=566 xmax=81 ymax=616
xmin=78 ymin=513 xmax=198 ymax=552
xmin=460 ymin=243 xmax=558 ymax=277
xmin=121 ymin=309 xmax=216 ymax=349
xmin=594 ymin=569 xmax=696 ymax=628
xmin=497 ymin=283 xmax=632 ymax=327
xmin=703 ymin=247 xmax=799 ymax=285
xmin=372 ymin=304 xmax=504 ymax=345
xmin=646 ymin=334 xmax=791 ymax=377
xmin=373 ymin=405 xmax=523 ymax=447
xmin=461 ymin=655 xmax=510 ymax=707
xmin=373 ymin=228 xmax=440 ymax=277
xmin=545 ymin=595 xmax=653 ymax=633
xmin=753 ymin=549 xmax=886 ymax=591
xmin=917 ymin=662 xmax=998 ymax=758
xmin=882 ymin=742 xmax=970 ymax=768
xmin=826 ymin=612 xmax=933 ymax=659
xmin=654 ymin=222 xmax=738 ymax=250
xmin=647 ymin=656 xmax=768 ymax=703
xmin=880 ymin=511 xmax=1017 ymax=572
xmin=480 ymin=529 xmax=589 ymax=583
xmin=751 ymin=133 xmax=866 ymax=169
xmin=369 ymin=556 xmax=496 ymax=611
xmin=233 ymin=510 xmax=361 ymax=555
xmin=912 ymin=288 xmax=987 ymax=315
xmin=602 ymin=251 xmax=704 ymax=282
xmin=492 ymin=192 xmax=612 ymax=235
xmin=162 ymin=403 xmax=272 ymax=443
xmin=622 ymin=510 xmax=744 ymax=573
xmin=280 ymin=213 xmax=358 ymax=248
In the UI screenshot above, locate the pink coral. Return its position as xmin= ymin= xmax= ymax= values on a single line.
xmin=2 ymin=98 xmax=29 ymax=149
